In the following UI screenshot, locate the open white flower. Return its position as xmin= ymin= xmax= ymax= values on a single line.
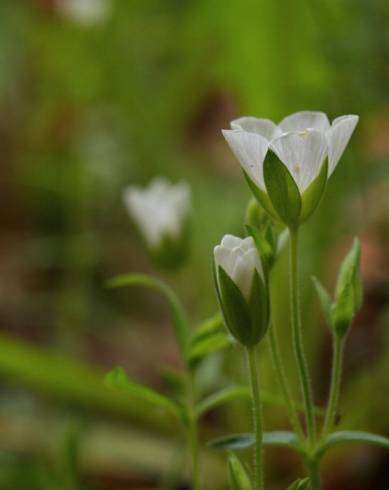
xmin=124 ymin=178 xmax=190 ymax=250
xmin=214 ymin=235 xmax=268 ymax=346
xmin=214 ymin=235 xmax=263 ymax=301
xmin=222 ymin=111 xmax=358 ymax=225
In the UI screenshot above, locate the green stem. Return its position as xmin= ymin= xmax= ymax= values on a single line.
xmin=188 ymin=373 xmax=201 ymax=490
xmin=268 ymin=323 xmax=305 ymax=441
xmin=306 ymin=457 xmax=320 ymax=490
xmin=246 ymin=346 xmax=264 ymax=490
xmin=322 ymin=335 xmax=345 ymax=438
xmin=289 ymin=228 xmax=316 ymax=448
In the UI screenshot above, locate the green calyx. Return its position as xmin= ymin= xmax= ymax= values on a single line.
xmin=244 ymin=151 xmax=328 ymax=228
xmin=313 ymin=238 xmax=363 ymax=338
xmin=215 ymin=266 xmax=269 ymax=347
xmin=148 ymin=218 xmax=191 ymax=271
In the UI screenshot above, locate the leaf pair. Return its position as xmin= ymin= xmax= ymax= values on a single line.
xmin=313 ymin=238 xmax=363 ymax=338
xmin=209 ymin=429 xmax=389 ymax=463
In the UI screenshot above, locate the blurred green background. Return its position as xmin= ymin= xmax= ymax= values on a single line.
xmin=0 ymin=0 xmax=389 ymax=489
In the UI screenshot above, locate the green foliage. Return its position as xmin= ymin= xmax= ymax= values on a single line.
xmin=105 ymin=367 xmax=185 ymax=421
xmin=286 ymin=478 xmax=310 ymax=490
xmin=208 ymin=431 xmax=301 ymax=452
xmin=186 ymin=313 xmax=232 ymax=367
xmin=228 ymin=453 xmax=252 ymax=490
xmin=106 ymin=273 xmax=189 ymax=354
xmin=315 ymin=431 xmax=389 ymax=459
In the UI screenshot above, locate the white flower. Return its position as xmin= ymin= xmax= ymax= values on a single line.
xmin=222 ymin=111 xmax=359 ymax=195
xmin=56 ymin=0 xmax=111 ymax=25
xmin=124 ymin=178 xmax=190 ymax=249
xmin=214 ymin=235 xmax=263 ymax=301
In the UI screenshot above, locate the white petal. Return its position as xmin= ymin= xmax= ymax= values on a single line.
xmin=279 ymin=111 xmax=330 ymax=133
xmin=221 ymin=234 xmax=242 ymax=250
xmin=326 ymin=115 xmax=359 ymax=175
xmin=222 ymin=129 xmax=269 ymax=189
xmin=270 ymin=129 xmax=328 ymax=192
xmin=239 ymin=236 xmax=256 ymax=252
xmin=242 ymin=247 xmax=263 ymax=281
xmin=230 ymin=117 xmax=280 ymax=141
xmin=231 ymin=254 xmax=253 ymax=300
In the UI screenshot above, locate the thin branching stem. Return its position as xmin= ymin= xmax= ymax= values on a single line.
xmin=246 ymin=346 xmax=264 ymax=490
xmin=289 ymin=228 xmax=316 ymax=448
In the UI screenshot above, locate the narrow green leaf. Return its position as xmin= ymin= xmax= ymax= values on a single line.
xmin=106 ymin=274 xmax=189 ymax=354
xmin=316 ymin=430 xmax=389 ymax=459
xmin=287 ymin=478 xmax=310 ymax=490
xmin=105 ymin=367 xmax=183 ymax=420
xmin=208 ymin=431 xmax=301 ymax=452
xmin=300 ymin=160 xmax=328 ymax=222
xmin=263 ymin=151 xmax=301 ymax=227
xmin=312 ymin=276 xmax=333 ymax=327
xmin=228 ymin=453 xmax=252 ymax=490
xmin=186 ymin=313 xmax=231 ymax=365
xmin=187 ymin=331 xmax=231 ymax=366
xmin=195 ymin=385 xmax=250 ymax=419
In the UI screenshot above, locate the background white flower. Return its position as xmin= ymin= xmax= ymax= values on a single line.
xmin=223 ymin=111 xmax=359 ymax=194
xmin=214 ymin=235 xmax=263 ymax=301
xmin=124 ymin=178 xmax=190 ymax=249
xmin=56 ymin=0 xmax=111 ymax=25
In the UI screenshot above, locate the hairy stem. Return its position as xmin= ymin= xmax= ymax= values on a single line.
xmin=246 ymin=346 xmax=264 ymax=490
xmin=268 ymin=322 xmax=305 ymax=441
xmin=306 ymin=457 xmax=320 ymax=490
xmin=322 ymin=335 xmax=345 ymax=438
xmin=289 ymin=227 xmax=316 ymax=448
xmin=187 ymin=373 xmax=201 ymax=490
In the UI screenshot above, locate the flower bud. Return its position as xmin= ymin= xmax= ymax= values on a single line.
xmin=214 ymin=235 xmax=269 ymax=347
xmin=313 ymin=238 xmax=363 ymax=339
xmin=124 ymin=178 xmax=190 ymax=270
xmin=245 ymin=199 xmax=287 ymax=274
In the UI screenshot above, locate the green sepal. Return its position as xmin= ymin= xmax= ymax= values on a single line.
xmin=263 ymin=151 xmax=302 ymax=228
xmin=245 ymin=223 xmax=275 ymax=275
xmin=287 ymin=478 xmax=310 ymax=490
xmin=216 ymin=267 xmax=269 ymax=347
xmin=228 ymin=453 xmax=252 ymax=490
xmin=149 ymin=217 xmax=191 ymax=271
xmin=217 ymin=266 xmax=251 ymax=345
xmin=331 ymin=238 xmax=363 ymax=337
xmin=300 ymin=160 xmax=328 ymax=223
xmin=243 ymin=170 xmax=280 ymax=221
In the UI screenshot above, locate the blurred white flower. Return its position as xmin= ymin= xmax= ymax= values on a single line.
xmin=214 ymin=235 xmax=263 ymax=301
xmin=124 ymin=178 xmax=190 ymax=250
xmin=56 ymin=0 xmax=111 ymax=25
xmin=222 ymin=111 xmax=359 ymax=194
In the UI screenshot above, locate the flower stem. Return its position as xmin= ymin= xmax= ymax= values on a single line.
xmin=322 ymin=335 xmax=345 ymax=438
xmin=289 ymin=227 xmax=316 ymax=448
xmin=246 ymin=346 xmax=264 ymax=490
xmin=306 ymin=457 xmax=320 ymax=490
xmin=187 ymin=373 xmax=201 ymax=490
xmin=268 ymin=322 xmax=305 ymax=441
